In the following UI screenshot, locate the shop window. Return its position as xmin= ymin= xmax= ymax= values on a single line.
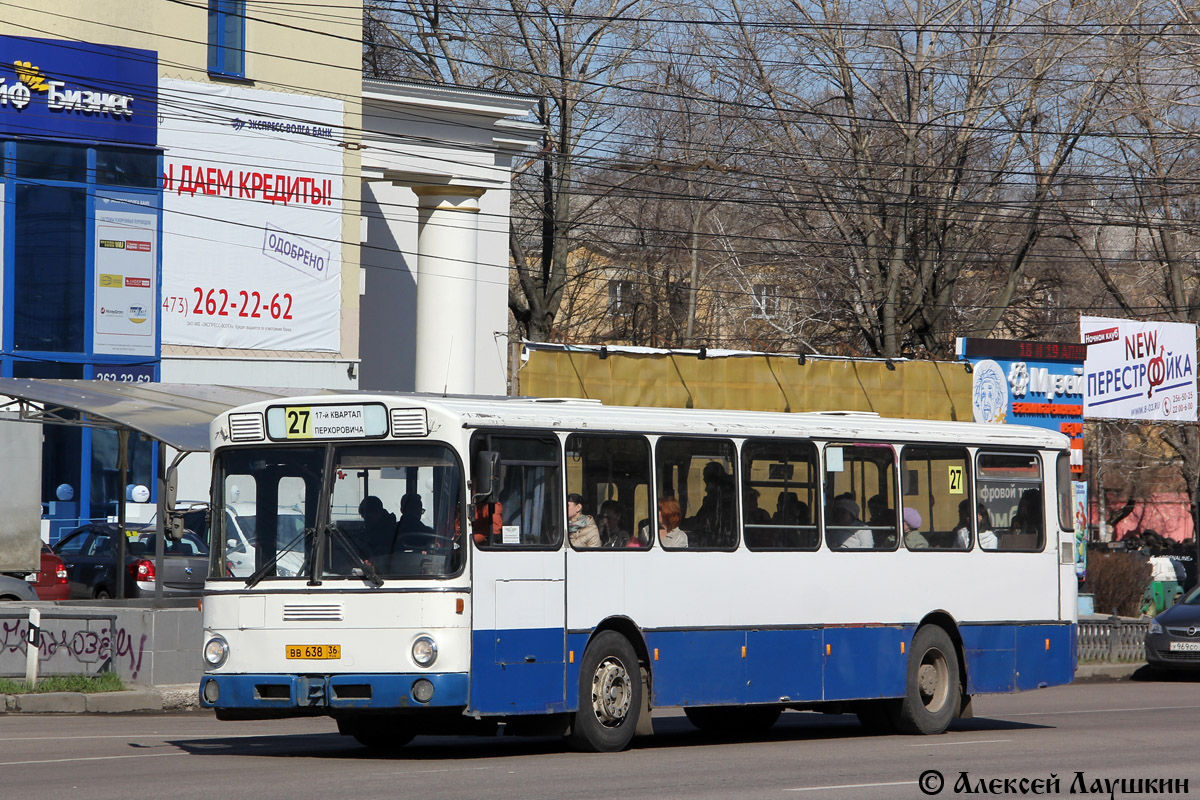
xmin=96 ymin=148 xmax=159 ymax=188
xmin=89 ymin=429 xmax=154 ymax=521
xmin=208 ymin=0 xmax=247 ymax=78
xmin=13 ymin=185 xmax=87 ymax=353
xmin=14 ymin=141 xmax=86 ymax=183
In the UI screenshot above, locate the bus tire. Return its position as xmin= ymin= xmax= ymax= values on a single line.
xmin=338 ymin=718 xmax=415 ymax=751
xmin=568 ymin=631 xmax=642 ymax=752
xmin=684 ymin=705 xmax=781 ymax=734
xmin=893 ymin=625 xmax=959 ymax=735
xmin=855 ymin=700 xmax=899 ymax=734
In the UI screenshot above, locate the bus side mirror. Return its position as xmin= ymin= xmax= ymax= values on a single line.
xmin=166 ymin=512 xmax=186 ymax=541
xmin=164 ymin=466 xmax=178 ymax=513
xmin=473 ymin=450 xmax=500 ymax=503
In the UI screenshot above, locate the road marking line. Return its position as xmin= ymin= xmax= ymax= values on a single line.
xmin=1005 ymin=705 xmax=1200 ymax=717
xmin=5 ymin=732 xmax=315 ymax=742
xmin=910 ymin=738 xmax=1010 ymax=747
xmin=0 ymin=753 xmax=182 ymax=766
xmin=788 ymin=781 xmax=916 ymax=792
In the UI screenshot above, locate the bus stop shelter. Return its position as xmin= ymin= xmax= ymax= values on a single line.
xmin=0 ymin=379 xmax=336 ymax=601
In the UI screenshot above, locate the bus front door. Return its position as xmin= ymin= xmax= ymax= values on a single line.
xmin=470 ymin=551 xmax=567 ymax=715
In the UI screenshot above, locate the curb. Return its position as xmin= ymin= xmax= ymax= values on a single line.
xmin=1075 ymin=662 xmax=1145 ymax=681
xmin=0 ymin=683 xmax=199 ymax=714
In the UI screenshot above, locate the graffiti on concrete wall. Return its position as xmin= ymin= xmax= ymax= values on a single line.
xmin=0 ymin=618 xmax=147 ymax=679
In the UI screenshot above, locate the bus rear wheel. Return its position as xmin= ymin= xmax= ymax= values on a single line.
xmin=684 ymin=705 xmax=781 ymax=734
xmin=893 ymin=625 xmax=959 ymax=735
xmin=568 ymin=631 xmax=642 ymax=753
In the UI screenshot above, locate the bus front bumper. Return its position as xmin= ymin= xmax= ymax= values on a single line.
xmin=199 ymin=672 xmax=469 ymax=712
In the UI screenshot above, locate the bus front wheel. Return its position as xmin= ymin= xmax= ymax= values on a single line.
xmin=568 ymin=631 xmax=642 ymax=752
xmin=893 ymin=625 xmax=959 ymax=735
xmin=337 ymin=717 xmax=415 ymax=751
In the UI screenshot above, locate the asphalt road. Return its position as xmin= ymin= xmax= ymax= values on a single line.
xmin=3 ymin=676 xmax=1198 ymax=800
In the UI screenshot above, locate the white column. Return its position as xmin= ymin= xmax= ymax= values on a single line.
xmin=412 ymin=186 xmax=486 ymax=394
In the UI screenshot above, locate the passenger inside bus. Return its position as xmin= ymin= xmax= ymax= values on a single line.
xmin=1012 ymin=489 xmax=1043 ymax=535
xmin=902 ymin=507 xmax=928 ymax=549
xmin=567 ymin=493 xmax=602 ymax=548
xmin=827 ymin=497 xmax=873 ymax=549
xmin=658 ymin=496 xmax=688 ymax=548
xmin=397 ymin=493 xmax=433 ymax=534
xmin=954 ymin=499 xmax=975 ymax=549
xmin=684 ymin=461 xmax=735 ymax=547
xmin=358 ymin=495 xmax=398 ymax=556
xmin=471 ymin=500 xmax=503 ymax=545
xmin=773 ymin=491 xmax=808 ymax=525
xmin=598 ymin=500 xmax=631 ymax=547
xmin=976 ymin=504 xmax=998 ymax=550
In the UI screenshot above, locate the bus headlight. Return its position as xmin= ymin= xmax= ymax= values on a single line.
xmin=412 ymin=636 xmax=438 ymax=667
xmin=204 ymin=635 xmax=229 ymax=668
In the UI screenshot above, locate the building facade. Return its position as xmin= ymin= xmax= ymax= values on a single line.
xmin=0 ymin=2 xmax=362 ymax=526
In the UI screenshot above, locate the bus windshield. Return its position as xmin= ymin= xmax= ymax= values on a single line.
xmin=213 ymin=443 xmax=464 ymax=582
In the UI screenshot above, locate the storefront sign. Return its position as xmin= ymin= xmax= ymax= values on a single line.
xmin=93 ymin=191 xmax=158 ymax=357
xmin=0 ymin=36 xmax=157 ymax=146
xmin=1081 ymin=316 xmax=1197 ymax=421
xmin=158 ymin=79 xmax=343 ymax=352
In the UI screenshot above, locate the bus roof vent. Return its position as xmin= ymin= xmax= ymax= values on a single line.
xmin=391 ymin=408 xmax=429 ymax=438
xmin=229 ymin=412 xmax=265 ymax=442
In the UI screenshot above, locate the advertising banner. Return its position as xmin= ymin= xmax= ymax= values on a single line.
xmin=957 ymin=338 xmax=1086 ymax=474
xmin=1073 ymin=480 xmax=1088 ymax=579
xmin=158 ymin=79 xmax=343 ymax=352
xmin=93 ymin=191 xmax=158 ymax=357
xmin=1080 ymin=316 xmax=1197 ymax=421
xmin=0 ymin=35 xmax=157 ymax=146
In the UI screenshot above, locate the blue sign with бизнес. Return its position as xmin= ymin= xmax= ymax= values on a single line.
xmin=0 ymin=35 xmax=157 ymax=146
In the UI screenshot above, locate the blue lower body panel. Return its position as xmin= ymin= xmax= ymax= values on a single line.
xmin=469 ymin=628 xmax=567 ymax=715
xmin=200 ymin=672 xmax=469 ymax=712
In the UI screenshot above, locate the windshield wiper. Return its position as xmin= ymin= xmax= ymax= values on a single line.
xmin=244 ymin=527 xmax=312 ymax=589
xmin=327 ymin=524 xmax=384 ymax=588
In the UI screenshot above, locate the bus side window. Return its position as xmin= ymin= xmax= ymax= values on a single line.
xmin=471 ymin=433 xmax=563 ymax=549
xmin=824 ymin=443 xmax=896 ymax=551
xmin=655 ymin=437 xmax=738 ymax=550
xmin=741 ymin=439 xmax=820 ymax=550
xmin=976 ymin=451 xmax=1044 ymax=552
xmin=899 ymin=446 xmax=971 ymax=550
xmin=565 ymin=433 xmax=651 ymax=550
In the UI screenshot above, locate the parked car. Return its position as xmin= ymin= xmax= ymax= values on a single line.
xmin=0 ymin=573 xmax=38 ymax=601
xmin=32 ymin=543 xmax=70 ymax=600
xmin=51 ymin=523 xmax=209 ymax=599
xmin=1145 ymin=584 xmax=1200 ymax=670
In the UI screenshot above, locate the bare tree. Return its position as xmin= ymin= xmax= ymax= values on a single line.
xmin=698 ymin=0 xmax=1137 ymax=357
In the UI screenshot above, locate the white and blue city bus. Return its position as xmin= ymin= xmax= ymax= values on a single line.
xmin=198 ymin=394 xmax=1076 ymax=752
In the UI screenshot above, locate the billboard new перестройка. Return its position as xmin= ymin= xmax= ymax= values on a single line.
xmin=1080 ymin=316 xmax=1197 ymax=422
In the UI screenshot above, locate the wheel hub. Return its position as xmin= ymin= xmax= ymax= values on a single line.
xmin=917 ymin=650 xmax=949 ymax=710
xmin=590 ymin=656 xmax=632 ymax=727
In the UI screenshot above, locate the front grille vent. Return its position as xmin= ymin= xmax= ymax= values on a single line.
xmin=282 ymin=603 xmax=343 ymax=622
xmin=391 ymin=408 xmax=429 ymax=437
xmin=229 ymin=413 xmax=265 ymax=442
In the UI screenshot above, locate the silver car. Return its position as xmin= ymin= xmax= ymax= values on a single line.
xmin=0 ymin=573 xmax=38 ymax=601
